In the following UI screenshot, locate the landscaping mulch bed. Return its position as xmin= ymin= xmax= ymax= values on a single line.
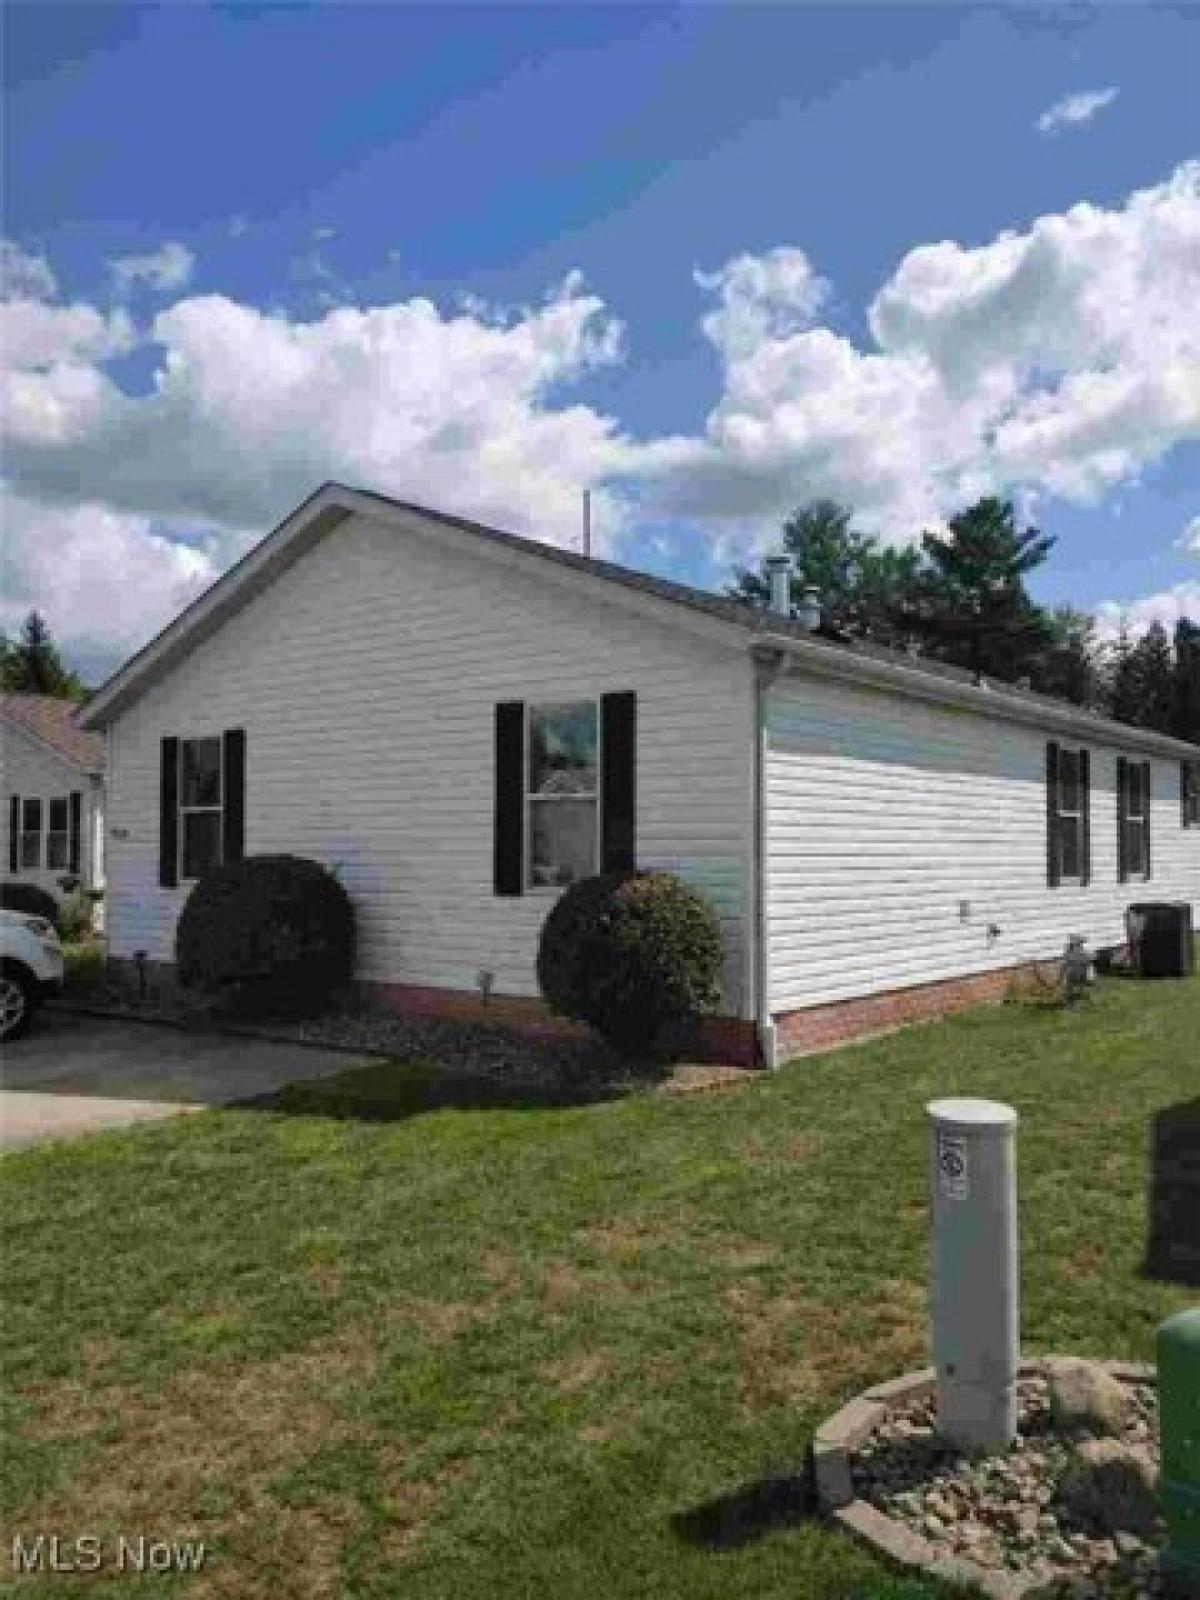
xmin=851 ymin=1373 xmax=1165 ymax=1598
xmin=51 ymin=977 xmax=756 ymax=1100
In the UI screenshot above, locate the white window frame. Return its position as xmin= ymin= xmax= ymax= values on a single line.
xmin=524 ymin=699 xmax=601 ymax=893
xmin=19 ymin=796 xmax=42 ymax=871
xmin=1057 ymin=746 xmax=1084 ymax=882
xmin=1124 ymin=762 xmax=1149 ymax=878
xmin=178 ymin=736 xmax=224 ymax=884
xmin=45 ymin=795 xmax=70 ymax=872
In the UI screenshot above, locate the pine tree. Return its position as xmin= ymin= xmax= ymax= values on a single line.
xmin=1025 ymin=606 xmax=1103 ymax=707
xmin=1171 ymin=617 xmax=1200 ymax=743
xmin=888 ymin=498 xmax=1058 ymax=683
xmin=0 ymin=611 xmax=87 ymax=700
xmin=727 ymin=500 xmax=928 ymax=645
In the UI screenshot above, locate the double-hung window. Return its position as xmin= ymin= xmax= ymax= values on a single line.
xmin=1057 ymin=749 xmax=1084 ymax=879
xmin=179 ymin=737 xmax=224 ymax=881
xmin=1118 ymin=758 xmax=1151 ymax=880
xmin=1046 ymin=742 xmax=1090 ymax=886
xmin=45 ymin=796 xmax=70 ymax=870
xmin=19 ymin=798 xmax=42 ymax=870
xmin=526 ymin=701 xmax=599 ymax=889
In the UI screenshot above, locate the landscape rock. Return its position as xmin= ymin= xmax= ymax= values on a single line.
xmin=1047 ymin=1360 xmax=1134 ymax=1437
xmin=1055 ymin=1440 xmax=1160 ymax=1539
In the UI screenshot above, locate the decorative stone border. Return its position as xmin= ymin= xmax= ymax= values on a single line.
xmin=810 ymin=1358 xmax=1157 ymax=1600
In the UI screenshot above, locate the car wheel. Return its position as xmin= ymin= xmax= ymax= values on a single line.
xmin=0 ymin=965 xmax=35 ymax=1042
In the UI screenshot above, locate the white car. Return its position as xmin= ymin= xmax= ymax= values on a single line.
xmin=0 ymin=908 xmax=65 ymax=1042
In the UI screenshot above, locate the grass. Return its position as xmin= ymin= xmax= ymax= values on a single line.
xmin=1 ymin=975 xmax=1197 ymax=1599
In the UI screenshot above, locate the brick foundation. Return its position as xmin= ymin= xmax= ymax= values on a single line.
xmin=774 ymin=961 xmax=1041 ymax=1061
xmin=361 ymin=981 xmax=761 ymax=1066
xmin=102 ymin=957 xmax=1043 ymax=1069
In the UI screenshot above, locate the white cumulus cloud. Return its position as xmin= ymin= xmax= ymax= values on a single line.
xmin=1036 ymin=87 xmax=1119 ymax=135
xmin=0 ymin=487 xmax=219 ymax=667
xmin=109 ymin=241 xmax=195 ymax=294
xmin=1092 ymin=581 xmax=1200 ymax=644
xmin=0 ymin=239 xmax=58 ymax=301
xmin=636 ymin=160 xmax=1200 ymax=543
xmin=1177 ymin=514 xmax=1200 ymax=554
xmin=2 ymin=162 xmax=1199 ymax=679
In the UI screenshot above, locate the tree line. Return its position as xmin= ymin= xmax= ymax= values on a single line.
xmin=728 ymin=496 xmax=1199 ymax=744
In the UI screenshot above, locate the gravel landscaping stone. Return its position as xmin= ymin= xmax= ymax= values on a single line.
xmin=51 ymin=981 xmax=755 ymax=1100
xmin=843 ymin=1365 xmax=1167 ymax=1598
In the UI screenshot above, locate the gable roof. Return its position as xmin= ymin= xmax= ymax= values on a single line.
xmin=76 ymin=480 xmax=1200 ymax=759
xmin=1 ymin=693 xmax=105 ymax=772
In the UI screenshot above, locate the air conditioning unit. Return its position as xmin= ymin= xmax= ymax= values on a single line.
xmin=1126 ymin=903 xmax=1195 ymax=979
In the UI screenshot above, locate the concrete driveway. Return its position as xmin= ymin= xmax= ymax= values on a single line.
xmin=1 ymin=1010 xmax=370 ymax=1151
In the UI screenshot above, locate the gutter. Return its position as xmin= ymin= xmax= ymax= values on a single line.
xmin=753 ymin=646 xmax=793 ymax=1070
xmin=755 ymin=629 xmax=1200 ymax=761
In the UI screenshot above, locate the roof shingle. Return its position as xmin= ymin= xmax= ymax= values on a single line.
xmin=0 ymin=694 xmax=105 ymax=771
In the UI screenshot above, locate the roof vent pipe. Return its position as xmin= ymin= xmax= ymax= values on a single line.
xmin=764 ymin=553 xmax=792 ymax=616
xmin=795 ymin=584 xmax=822 ymax=633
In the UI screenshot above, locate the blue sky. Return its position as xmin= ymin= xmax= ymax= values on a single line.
xmin=3 ymin=2 xmax=1198 ymax=681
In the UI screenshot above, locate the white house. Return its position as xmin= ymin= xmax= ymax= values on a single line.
xmin=2 ymin=694 xmax=106 ymax=903
xmin=76 ymin=483 xmax=1200 ymax=1065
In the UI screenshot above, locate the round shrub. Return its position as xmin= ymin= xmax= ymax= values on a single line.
xmin=57 ymin=889 xmax=96 ymax=943
xmin=175 ymin=854 xmax=355 ymax=1020
xmin=536 ymin=870 xmax=722 ymax=1057
xmin=0 ymin=880 xmax=62 ymax=930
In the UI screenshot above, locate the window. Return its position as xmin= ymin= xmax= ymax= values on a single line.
xmin=179 ymin=737 xmax=223 ymax=881
xmin=1120 ymin=759 xmax=1150 ymax=880
xmin=526 ymin=701 xmax=599 ymax=888
xmin=46 ymin=796 xmax=69 ymax=871
xmin=1184 ymin=761 xmax=1200 ymax=829
xmin=1058 ymin=749 xmax=1083 ymax=879
xmin=20 ymin=798 xmax=42 ymax=870
xmin=1046 ymin=742 xmax=1089 ymax=886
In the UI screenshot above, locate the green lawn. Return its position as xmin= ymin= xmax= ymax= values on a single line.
xmin=2 ymin=976 xmax=1197 ymax=1599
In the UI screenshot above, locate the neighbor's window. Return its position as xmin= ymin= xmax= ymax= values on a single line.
xmin=1057 ymin=748 xmax=1084 ymax=879
xmin=527 ymin=701 xmax=599 ymax=888
xmin=1122 ymin=761 xmax=1150 ymax=878
xmin=179 ymin=737 xmax=223 ymax=881
xmin=45 ymin=796 xmax=70 ymax=871
xmin=19 ymin=797 xmax=42 ymax=870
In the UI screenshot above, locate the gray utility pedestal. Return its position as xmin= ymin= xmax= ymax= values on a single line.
xmin=927 ymin=1097 xmax=1020 ymax=1451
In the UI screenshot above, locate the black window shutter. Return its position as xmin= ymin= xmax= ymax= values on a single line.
xmin=1045 ymin=742 xmax=1061 ymax=888
xmin=1184 ymin=762 xmax=1191 ymax=830
xmin=494 ymin=702 xmax=524 ymax=896
xmin=601 ymin=691 xmax=637 ymax=873
xmin=222 ymin=728 xmax=246 ymax=863
xmin=69 ymin=790 xmax=82 ymax=876
xmin=1116 ymin=756 xmax=1128 ymax=883
xmin=1143 ymin=760 xmax=1152 ymax=878
xmin=8 ymin=794 xmax=18 ymax=874
xmin=159 ymin=736 xmax=179 ymax=888
xmin=1079 ymin=750 xmax=1091 ymax=886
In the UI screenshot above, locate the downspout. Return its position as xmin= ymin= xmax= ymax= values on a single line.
xmin=754 ymin=646 xmax=792 ymax=1069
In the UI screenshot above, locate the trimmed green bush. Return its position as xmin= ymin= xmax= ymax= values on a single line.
xmin=175 ymin=854 xmax=355 ymax=1020
xmin=0 ymin=880 xmax=62 ymax=930
xmin=537 ymin=870 xmax=722 ymax=1057
xmin=57 ymin=889 xmax=95 ymax=942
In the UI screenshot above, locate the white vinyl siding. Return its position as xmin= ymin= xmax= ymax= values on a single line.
xmin=764 ymin=674 xmax=1200 ymax=1014
xmin=1 ymin=718 xmax=102 ymax=895
xmin=104 ymin=510 xmax=754 ymax=1012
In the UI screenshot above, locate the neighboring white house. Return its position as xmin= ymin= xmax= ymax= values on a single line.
xmin=76 ymin=483 xmax=1200 ymax=1064
xmin=2 ymin=694 xmax=106 ymax=903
